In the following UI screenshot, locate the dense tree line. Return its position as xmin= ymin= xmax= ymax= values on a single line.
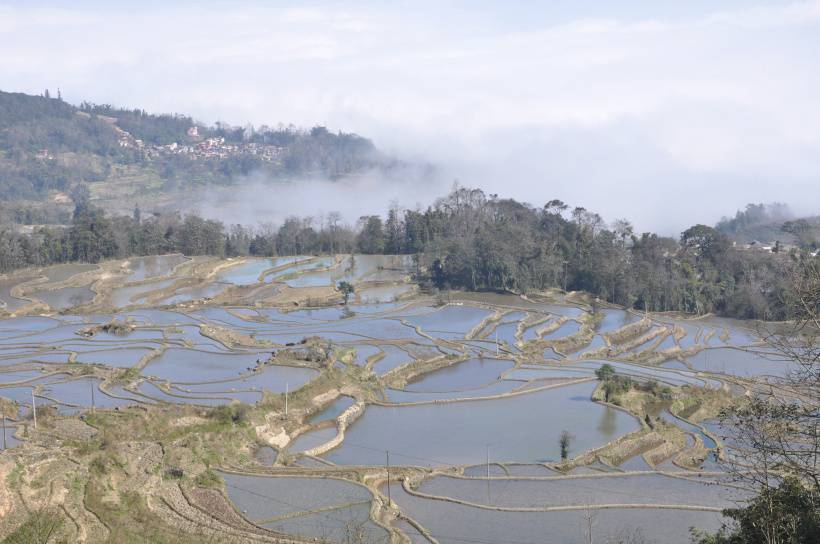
xmin=0 ymin=201 xmax=226 ymax=273
xmin=1 ymin=185 xmax=815 ymax=321
xmin=0 ymin=194 xmax=375 ymax=273
xmin=393 ymin=187 xmax=809 ymax=320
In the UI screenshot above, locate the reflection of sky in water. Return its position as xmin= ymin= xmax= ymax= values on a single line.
xmin=33 ymin=286 xmax=95 ymax=310
xmin=0 ymin=263 xmax=796 ymax=539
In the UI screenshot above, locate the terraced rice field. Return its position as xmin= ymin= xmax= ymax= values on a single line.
xmin=0 ymin=255 xmax=786 ymax=543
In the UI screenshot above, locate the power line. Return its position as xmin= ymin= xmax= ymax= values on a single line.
xmin=340 ymin=439 xmax=457 ymax=467
xmin=391 ymin=513 xmax=545 ymax=544
xmin=222 ymin=481 xmax=359 ymax=527
xmin=226 ymin=478 xmax=543 ymax=544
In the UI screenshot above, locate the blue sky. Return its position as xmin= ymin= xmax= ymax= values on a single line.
xmin=1 ymin=1 xmax=819 ymax=231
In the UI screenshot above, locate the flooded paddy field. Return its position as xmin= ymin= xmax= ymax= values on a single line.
xmin=0 ymin=275 xmax=36 ymax=312
xmin=386 ymin=481 xmax=724 ymax=544
xmin=325 ymin=381 xmax=638 ymax=466
xmin=31 ymin=285 xmax=96 ymax=311
xmin=414 ymin=471 xmax=746 ymax=509
xmin=0 ymin=256 xmax=787 ymax=543
xmin=221 ymin=472 xmax=390 ymax=542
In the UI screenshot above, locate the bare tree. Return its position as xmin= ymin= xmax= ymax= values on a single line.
xmin=709 ymin=257 xmax=819 ymax=543
xmin=732 ymin=259 xmax=819 ymax=491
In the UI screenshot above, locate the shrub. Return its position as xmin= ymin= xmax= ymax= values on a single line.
xmin=2 ymin=508 xmax=64 ymax=544
xmin=209 ymin=403 xmax=249 ymax=425
xmin=195 ymin=469 xmax=221 ymax=489
xmin=164 ymin=467 xmax=184 ymax=480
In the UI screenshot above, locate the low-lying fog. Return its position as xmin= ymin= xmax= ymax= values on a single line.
xmin=188 ymin=167 xmax=445 ymax=228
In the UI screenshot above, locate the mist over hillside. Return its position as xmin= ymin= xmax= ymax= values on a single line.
xmin=716 ymin=202 xmax=820 ymax=249
xmin=187 ymin=165 xmax=442 ymax=228
xmin=2 ymin=88 xmax=819 ymax=239
xmin=0 ymin=89 xmax=407 ymax=224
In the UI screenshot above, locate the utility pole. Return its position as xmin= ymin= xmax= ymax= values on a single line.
xmin=284 ymin=382 xmax=289 ymax=417
xmin=584 ymin=504 xmax=596 ymax=544
xmin=486 ymin=444 xmax=492 ymax=505
xmin=563 ymin=260 xmax=568 ymax=292
xmin=2 ymin=404 xmax=6 ymax=450
xmin=31 ymin=391 xmax=37 ymax=430
xmin=90 ymin=377 xmax=96 ymax=414
xmin=386 ymin=450 xmax=391 ymax=506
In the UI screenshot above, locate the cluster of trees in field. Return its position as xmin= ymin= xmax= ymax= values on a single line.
xmin=2 ymin=185 xmax=816 ymax=322
xmin=0 ymin=90 xmax=383 ymax=200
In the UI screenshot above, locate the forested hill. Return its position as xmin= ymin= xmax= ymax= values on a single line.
xmin=716 ymin=203 xmax=820 ymax=250
xmin=0 ymin=89 xmax=385 ymax=203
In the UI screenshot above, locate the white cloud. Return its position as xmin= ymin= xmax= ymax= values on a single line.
xmin=0 ymin=0 xmax=818 ymax=232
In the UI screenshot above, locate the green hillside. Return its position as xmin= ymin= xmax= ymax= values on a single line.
xmin=0 ymin=90 xmax=384 ymax=222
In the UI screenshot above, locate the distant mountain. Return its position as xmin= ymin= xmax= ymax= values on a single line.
xmin=0 ymin=89 xmax=388 ymax=222
xmin=716 ymin=203 xmax=819 ymax=250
